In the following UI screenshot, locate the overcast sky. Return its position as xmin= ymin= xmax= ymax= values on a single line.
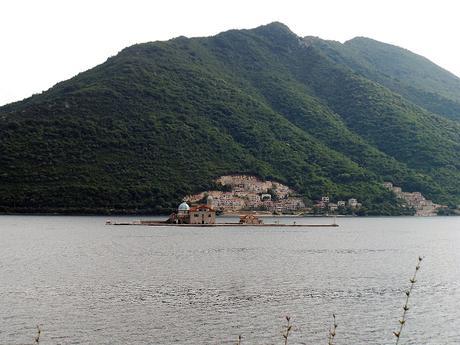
xmin=1 ymin=0 xmax=459 ymax=106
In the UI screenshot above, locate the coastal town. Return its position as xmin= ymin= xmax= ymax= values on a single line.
xmin=184 ymin=175 xmax=363 ymax=215
xmin=182 ymin=175 xmax=455 ymax=216
xmin=185 ymin=175 xmax=306 ymax=213
xmin=383 ymin=182 xmax=445 ymax=216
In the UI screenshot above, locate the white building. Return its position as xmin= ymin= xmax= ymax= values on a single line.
xmin=348 ymin=198 xmax=358 ymax=208
xmin=328 ymin=203 xmax=338 ymax=211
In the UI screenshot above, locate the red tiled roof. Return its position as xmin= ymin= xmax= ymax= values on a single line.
xmin=189 ymin=205 xmax=215 ymax=212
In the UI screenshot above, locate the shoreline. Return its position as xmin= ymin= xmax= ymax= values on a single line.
xmin=0 ymin=212 xmax=454 ymax=217
xmin=107 ymin=221 xmax=339 ymax=227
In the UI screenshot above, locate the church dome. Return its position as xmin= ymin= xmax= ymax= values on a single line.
xmin=178 ymin=202 xmax=190 ymax=212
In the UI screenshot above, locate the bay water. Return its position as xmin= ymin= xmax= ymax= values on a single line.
xmin=1 ymin=216 xmax=459 ymax=344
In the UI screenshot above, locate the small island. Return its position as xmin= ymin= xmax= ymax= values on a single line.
xmin=106 ymin=197 xmax=338 ymax=227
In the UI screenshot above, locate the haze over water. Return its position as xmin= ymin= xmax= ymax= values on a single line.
xmin=1 ymin=216 xmax=459 ymax=344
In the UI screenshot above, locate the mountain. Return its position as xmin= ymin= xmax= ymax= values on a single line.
xmin=308 ymin=36 xmax=460 ymax=122
xmin=1 ymin=22 xmax=459 ymax=214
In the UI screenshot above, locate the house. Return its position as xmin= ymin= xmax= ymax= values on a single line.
xmin=348 ymin=198 xmax=358 ymax=208
xmin=261 ymin=193 xmax=272 ymax=201
xmin=189 ymin=205 xmax=216 ymax=224
xmin=393 ymin=187 xmax=402 ymax=194
xmin=239 ymin=214 xmax=263 ymax=225
xmin=314 ymin=201 xmax=326 ymax=209
xmin=328 ymin=203 xmax=338 ymax=211
xmin=247 ymin=194 xmax=261 ymax=203
xmin=383 ymin=182 xmax=393 ymax=190
xmin=337 ymin=201 xmax=346 ymax=207
xmin=321 ymin=196 xmax=330 ymax=203
xmin=217 ymin=197 xmax=245 ymax=211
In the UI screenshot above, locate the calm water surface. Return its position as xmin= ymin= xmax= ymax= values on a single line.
xmin=0 ymin=216 xmax=459 ymax=344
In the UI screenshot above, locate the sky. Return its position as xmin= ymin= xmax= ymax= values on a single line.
xmin=1 ymin=0 xmax=460 ymax=106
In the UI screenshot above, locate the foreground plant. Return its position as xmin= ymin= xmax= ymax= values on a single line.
xmin=230 ymin=256 xmax=423 ymax=345
xmin=28 ymin=259 xmax=424 ymax=345
xmin=327 ymin=313 xmax=338 ymax=345
xmin=34 ymin=325 xmax=41 ymax=344
xmin=235 ymin=334 xmax=241 ymax=345
xmin=282 ymin=316 xmax=292 ymax=345
xmin=393 ymin=256 xmax=423 ymax=344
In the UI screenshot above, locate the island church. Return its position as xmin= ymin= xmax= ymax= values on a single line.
xmin=167 ymin=196 xmax=216 ymax=224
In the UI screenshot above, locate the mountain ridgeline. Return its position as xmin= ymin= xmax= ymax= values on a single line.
xmin=1 ymin=22 xmax=460 ymax=214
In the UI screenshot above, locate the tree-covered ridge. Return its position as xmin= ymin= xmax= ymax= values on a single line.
xmin=0 ymin=22 xmax=459 ymax=214
xmin=309 ymin=36 xmax=460 ymax=121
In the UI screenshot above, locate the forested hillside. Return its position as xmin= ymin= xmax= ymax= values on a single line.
xmin=1 ymin=22 xmax=459 ymax=214
xmin=310 ymin=36 xmax=460 ymax=122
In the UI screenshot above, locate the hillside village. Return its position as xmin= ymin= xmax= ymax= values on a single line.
xmin=312 ymin=196 xmax=362 ymax=214
xmin=185 ymin=175 xmax=305 ymax=213
xmin=383 ymin=182 xmax=445 ymax=216
xmin=185 ymin=175 xmax=363 ymax=215
xmin=184 ymin=176 xmax=455 ymax=216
